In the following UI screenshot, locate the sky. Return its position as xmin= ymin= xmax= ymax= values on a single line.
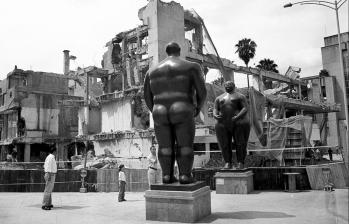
xmin=0 ymin=0 xmax=348 ymax=87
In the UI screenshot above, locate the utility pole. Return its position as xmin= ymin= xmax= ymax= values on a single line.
xmin=80 ymin=68 xmax=89 ymax=193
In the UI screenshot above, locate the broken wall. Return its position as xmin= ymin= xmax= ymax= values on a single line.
xmin=21 ymin=94 xmax=59 ymax=135
xmin=139 ymin=0 xmax=185 ymax=67
xmin=93 ymin=136 xmax=153 ymax=169
xmin=78 ymin=106 xmax=101 ymax=135
xmin=102 ymin=42 xmax=115 ymax=73
xmin=29 ymin=73 xmax=68 ymax=95
xmin=101 ymin=98 xmax=133 ymax=132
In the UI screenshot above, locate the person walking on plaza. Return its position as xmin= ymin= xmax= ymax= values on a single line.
xmin=42 ymin=145 xmax=57 ymax=210
xmin=118 ymin=164 xmax=126 ymax=202
xmin=147 ymin=146 xmax=160 ymax=187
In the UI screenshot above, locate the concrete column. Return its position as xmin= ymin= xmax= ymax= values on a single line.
xmin=107 ymin=75 xmax=112 ymax=93
xmin=339 ymin=121 xmax=348 ymax=169
xmin=3 ymin=114 xmax=8 ymax=139
xmin=325 ymin=77 xmax=340 ymax=147
xmin=56 ymin=142 xmax=66 ymax=169
xmin=205 ymin=143 xmax=210 ymax=157
xmin=24 ymin=144 xmax=31 ymax=162
xmin=126 ymin=58 xmax=133 ymax=87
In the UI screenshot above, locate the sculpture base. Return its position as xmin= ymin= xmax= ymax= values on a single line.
xmin=145 ymin=182 xmax=211 ymax=223
xmin=150 ymin=181 xmax=206 ymax=191
xmin=79 ymin=187 xmax=87 ymax=193
xmin=215 ymin=170 xmax=254 ymax=194
xmin=219 ymin=168 xmax=251 ymax=173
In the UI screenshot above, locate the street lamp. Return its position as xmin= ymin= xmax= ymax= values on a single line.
xmin=284 ymin=0 xmax=349 ymax=157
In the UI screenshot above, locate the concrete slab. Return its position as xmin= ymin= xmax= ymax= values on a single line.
xmin=145 ymin=186 xmax=211 ymax=222
xmin=0 ymin=190 xmax=347 ymax=224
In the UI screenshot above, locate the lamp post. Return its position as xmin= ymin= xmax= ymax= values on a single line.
xmin=284 ymin=0 xmax=349 ymax=157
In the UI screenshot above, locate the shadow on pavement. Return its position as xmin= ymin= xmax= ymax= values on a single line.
xmin=199 ymin=211 xmax=295 ymax=223
xmin=116 ymin=199 xmax=142 ymax=203
xmin=28 ymin=204 xmax=87 ymax=210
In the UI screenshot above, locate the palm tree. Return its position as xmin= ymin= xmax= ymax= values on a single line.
xmin=257 ymin=58 xmax=279 ymax=73
xmin=235 ymin=38 xmax=257 ymax=67
xmin=319 ymin=69 xmax=330 ymax=77
xmin=257 ymin=58 xmax=279 ymax=89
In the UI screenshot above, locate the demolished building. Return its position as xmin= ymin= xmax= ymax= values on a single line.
xmin=73 ymin=0 xmax=342 ymax=169
xmin=0 ymin=68 xmax=83 ymax=166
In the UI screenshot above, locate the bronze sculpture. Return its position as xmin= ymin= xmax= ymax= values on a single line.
xmin=144 ymin=42 xmax=207 ymax=184
xmin=213 ymin=81 xmax=250 ymax=169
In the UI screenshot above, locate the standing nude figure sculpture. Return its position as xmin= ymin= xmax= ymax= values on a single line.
xmin=214 ymin=81 xmax=250 ymax=169
xmin=144 ymin=42 xmax=207 ymax=184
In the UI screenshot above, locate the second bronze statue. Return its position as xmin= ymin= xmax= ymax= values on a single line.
xmin=143 ymin=42 xmax=207 ymax=184
xmin=213 ymin=81 xmax=250 ymax=169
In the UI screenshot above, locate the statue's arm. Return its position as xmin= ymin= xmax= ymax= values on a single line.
xmin=143 ymin=72 xmax=154 ymax=112
xmin=213 ymin=97 xmax=222 ymax=120
xmin=192 ymin=64 xmax=207 ymax=116
xmin=232 ymin=94 xmax=248 ymax=122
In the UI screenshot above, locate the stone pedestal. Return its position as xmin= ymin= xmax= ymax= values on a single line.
xmin=145 ymin=181 xmax=211 ymax=223
xmin=215 ymin=169 xmax=254 ymax=194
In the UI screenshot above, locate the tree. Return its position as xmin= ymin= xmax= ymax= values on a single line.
xmin=235 ymin=38 xmax=257 ymax=67
xmin=257 ymin=58 xmax=279 ymax=73
xmin=211 ymin=77 xmax=224 ymax=86
xmin=319 ymin=69 xmax=330 ymax=77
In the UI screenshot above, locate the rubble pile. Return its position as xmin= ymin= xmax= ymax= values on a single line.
xmin=71 ymin=153 xmax=119 ymax=170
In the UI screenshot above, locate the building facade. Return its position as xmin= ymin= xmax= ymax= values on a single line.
xmin=321 ymin=32 xmax=349 ymax=166
xmin=0 ymin=68 xmax=82 ymax=165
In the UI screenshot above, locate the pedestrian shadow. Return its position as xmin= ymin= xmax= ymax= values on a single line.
xmin=198 ymin=211 xmax=295 ymax=223
xmin=28 ymin=204 xmax=87 ymax=210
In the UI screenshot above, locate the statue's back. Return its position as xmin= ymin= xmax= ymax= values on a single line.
xmin=149 ymin=57 xmax=195 ymax=107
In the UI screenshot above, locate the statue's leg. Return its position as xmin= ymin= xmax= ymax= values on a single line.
xmin=215 ymin=123 xmax=233 ymax=168
xmin=153 ymin=105 xmax=176 ymax=183
xmin=154 ymin=124 xmax=176 ymax=183
xmin=233 ymin=122 xmax=251 ymax=166
xmin=175 ymin=120 xmax=195 ymax=184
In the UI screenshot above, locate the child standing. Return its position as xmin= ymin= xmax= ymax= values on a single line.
xmin=118 ymin=164 xmax=126 ymax=202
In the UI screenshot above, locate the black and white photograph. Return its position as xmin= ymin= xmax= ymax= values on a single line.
xmin=0 ymin=0 xmax=348 ymax=223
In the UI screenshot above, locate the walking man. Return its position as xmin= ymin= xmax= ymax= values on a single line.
xmin=42 ymin=145 xmax=57 ymax=210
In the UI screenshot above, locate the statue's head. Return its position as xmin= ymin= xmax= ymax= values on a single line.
xmin=166 ymin=42 xmax=181 ymax=56
xmin=224 ymin=81 xmax=236 ymax=93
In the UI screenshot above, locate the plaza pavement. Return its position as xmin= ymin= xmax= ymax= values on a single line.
xmin=0 ymin=189 xmax=347 ymax=224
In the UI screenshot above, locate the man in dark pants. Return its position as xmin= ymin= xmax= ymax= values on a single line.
xmin=144 ymin=42 xmax=207 ymax=184
xmin=214 ymin=81 xmax=250 ymax=169
xmin=118 ymin=164 xmax=126 ymax=202
xmin=42 ymin=145 xmax=57 ymax=210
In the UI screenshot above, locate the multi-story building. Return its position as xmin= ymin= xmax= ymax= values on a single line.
xmin=0 ymin=67 xmax=82 ymax=165
xmin=321 ymin=32 xmax=349 ymax=166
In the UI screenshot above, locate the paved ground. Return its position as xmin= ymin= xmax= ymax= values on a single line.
xmin=0 ymin=190 xmax=348 ymax=224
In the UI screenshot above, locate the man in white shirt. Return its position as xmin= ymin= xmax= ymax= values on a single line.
xmin=118 ymin=164 xmax=126 ymax=202
xmin=42 ymin=145 xmax=57 ymax=210
xmin=147 ymin=146 xmax=161 ymax=187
